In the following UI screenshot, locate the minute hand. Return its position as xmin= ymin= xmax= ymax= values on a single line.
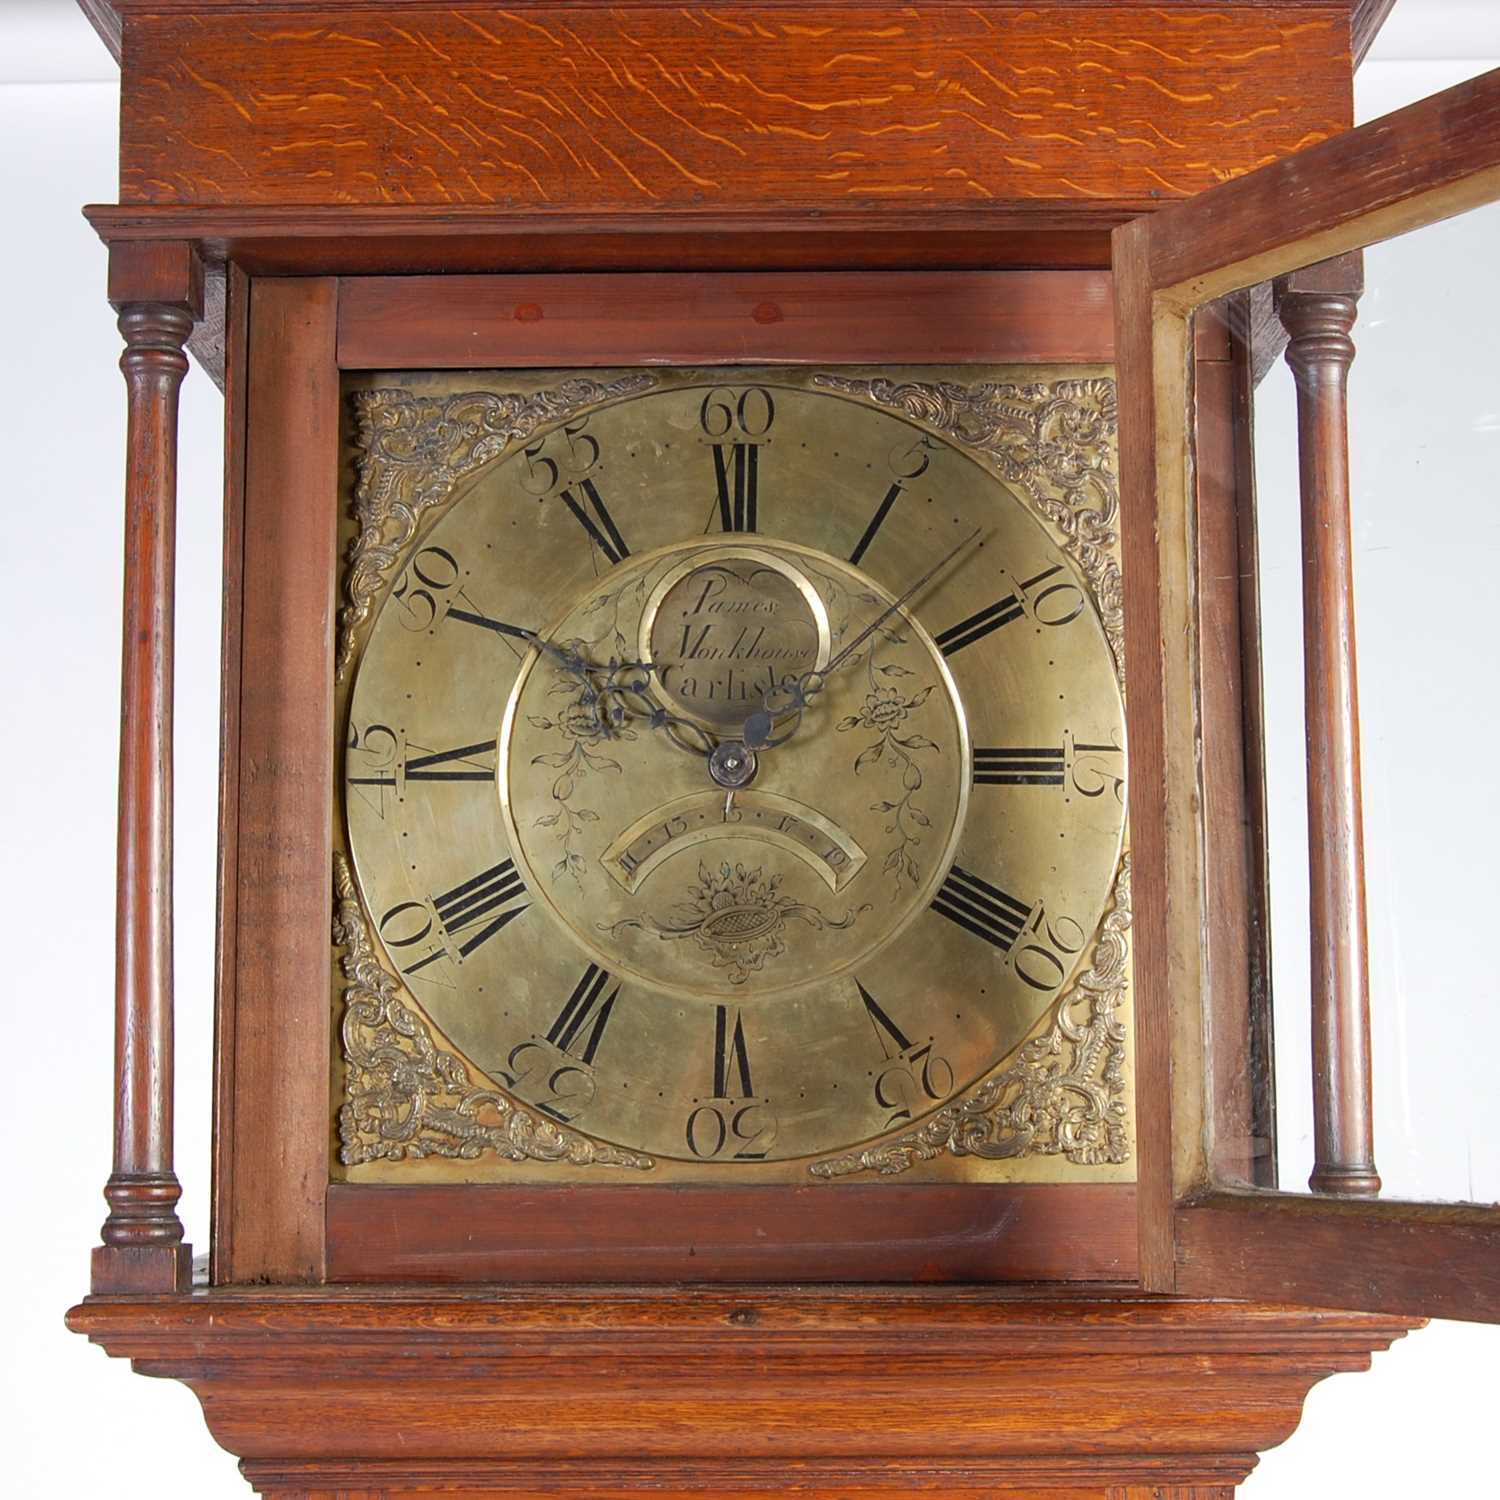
xmin=742 ymin=528 xmax=981 ymax=750
xmin=824 ymin=528 xmax=981 ymax=677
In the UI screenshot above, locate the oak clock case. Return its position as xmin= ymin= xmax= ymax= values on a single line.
xmin=334 ymin=364 xmax=1132 ymax=1185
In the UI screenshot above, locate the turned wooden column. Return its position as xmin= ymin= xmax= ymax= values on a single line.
xmin=92 ymin=243 xmax=204 ymax=1293
xmin=1275 ymin=253 xmax=1380 ymax=1198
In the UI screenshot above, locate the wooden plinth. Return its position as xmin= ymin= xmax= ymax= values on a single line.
xmin=67 ymin=1289 xmax=1416 ymax=1499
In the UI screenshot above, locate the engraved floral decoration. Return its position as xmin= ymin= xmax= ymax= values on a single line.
xmin=339 ymin=374 xmax=655 ymax=680
xmin=334 ymin=853 xmax=652 ymax=1170
xmin=811 ymin=854 xmax=1132 ymax=1177
xmin=814 ymin=374 xmax=1123 ymax=686
xmin=806 ymin=564 xmax=941 ymax=897
xmin=604 ymin=861 xmax=866 ymax=985
xmin=838 ymin=673 xmax=939 ymax=897
xmin=525 ymin=661 xmax=631 ymax=886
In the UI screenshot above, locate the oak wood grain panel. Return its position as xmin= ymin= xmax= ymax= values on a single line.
xmin=1111 ymin=1490 xmax=1233 ymax=1500
xmin=1176 ymin=1193 xmax=1500 ymax=1320
xmin=326 ymin=1182 xmax=1138 ymax=1282
xmin=118 ymin=6 xmax=1353 ymax=210
xmin=210 ymin=261 xmax=250 ymax=1285
xmin=187 ymin=260 xmax=227 ymax=393
xmin=223 ymin=278 xmax=339 ymax=1283
xmin=337 ymin=270 xmax=1115 ymax=368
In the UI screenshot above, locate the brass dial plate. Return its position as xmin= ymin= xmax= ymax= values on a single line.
xmin=338 ymin=367 xmax=1130 ymax=1181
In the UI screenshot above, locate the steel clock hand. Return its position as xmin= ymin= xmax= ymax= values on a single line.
xmin=520 ymin=629 xmax=715 ymax=756
xmin=738 ymin=528 xmax=982 ymax=753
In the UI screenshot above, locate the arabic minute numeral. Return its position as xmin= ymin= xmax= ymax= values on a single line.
xmin=497 ymin=964 xmax=619 ymax=1123
xmin=393 ymin=546 xmax=462 ymax=631
xmin=346 ymin=722 xmax=400 ymax=817
xmin=1009 ymin=906 xmax=1088 ymax=993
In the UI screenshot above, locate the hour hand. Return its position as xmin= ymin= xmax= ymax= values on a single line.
xmin=523 ymin=632 xmax=714 ymax=757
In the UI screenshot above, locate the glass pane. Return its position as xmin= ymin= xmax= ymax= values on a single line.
xmin=1237 ymin=203 xmax=1500 ymax=1202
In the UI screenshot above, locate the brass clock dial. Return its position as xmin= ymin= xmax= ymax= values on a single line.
xmin=341 ymin=368 xmax=1128 ymax=1174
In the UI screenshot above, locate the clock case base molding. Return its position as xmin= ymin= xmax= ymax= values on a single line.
xmin=67 ymin=1291 xmax=1415 ymax=1499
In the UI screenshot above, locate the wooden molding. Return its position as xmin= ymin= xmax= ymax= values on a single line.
xmin=216 ymin=278 xmax=339 ymax=1283
xmin=1177 ymin=1194 xmax=1500 ymax=1319
xmin=1144 ymin=66 xmax=1500 ymax=303
xmin=336 ymin=270 xmax=1115 ymax=369
xmin=327 ymin=1183 xmax=1139 ymax=1284
xmin=67 ymin=1291 xmax=1416 ymax=1498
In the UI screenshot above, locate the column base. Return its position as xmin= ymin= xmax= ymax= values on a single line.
xmin=91 ymin=1242 xmax=193 ymax=1294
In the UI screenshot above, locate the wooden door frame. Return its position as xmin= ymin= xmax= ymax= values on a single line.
xmin=213 ymin=264 xmax=1212 ymax=1286
xmin=1113 ymin=64 xmax=1500 ymax=1317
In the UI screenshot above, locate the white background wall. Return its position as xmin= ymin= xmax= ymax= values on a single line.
xmin=1 ymin=2 xmax=1495 ymax=1496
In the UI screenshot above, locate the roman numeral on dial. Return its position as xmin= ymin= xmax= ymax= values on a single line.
xmin=931 ymin=866 xmax=1033 ymax=954
xmin=858 ymin=980 xmax=913 ymax=1058
xmin=935 ymin=565 xmax=1084 ymax=657
xmin=376 ymin=858 xmax=529 ymax=983
xmin=432 ymin=859 xmax=529 ymax=959
xmin=973 ymin=746 xmax=1066 ymax=787
xmin=685 ymin=1004 xmax=776 ymax=1160
xmin=405 ymin=739 xmax=497 ymax=782
xmin=712 ymin=443 xmax=759 ymax=532
xmin=934 ymin=591 xmax=1026 ymax=657
xmin=559 ymin=478 xmax=630 ymax=565
xmin=712 ymin=1004 xmax=756 ymax=1099
xmin=546 ymin=964 xmax=620 ymax=1066
xmin=848 ymin=481 xmax=903 ymax=565
xmin=700 ymin=386 xmax=773 ymax=533
xmin=849 ymin=437 xmax=934 ymax=564
xmin=973 ymin=737 xmax=1125 ymax=799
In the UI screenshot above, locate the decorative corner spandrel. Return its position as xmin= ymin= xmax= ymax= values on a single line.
xmin=333 ymin=852 xmax=654 ymax=1171
xmin=810 ymin=853 xmax=1131 ymax=1179
xmin=338 ymin=374 xmax=657 ymax=681
xmin=812 ymin=373 xmax=1123 ymax=687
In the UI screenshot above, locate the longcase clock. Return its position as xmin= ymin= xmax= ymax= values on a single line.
xmin=64 ymin=2 xmax=1500 ymax=1496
